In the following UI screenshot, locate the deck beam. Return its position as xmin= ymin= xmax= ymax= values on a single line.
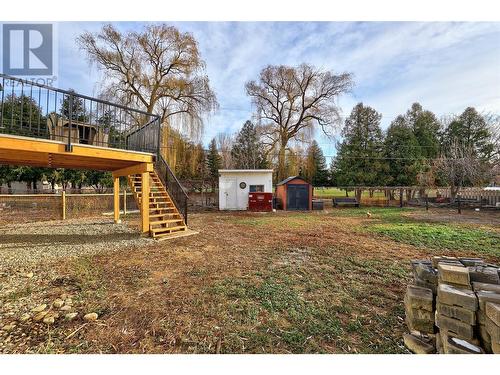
xmin=112 ymin=163 xmax=153 ymax=178
xmin=0 ymin=134 xmax=154 ymax=172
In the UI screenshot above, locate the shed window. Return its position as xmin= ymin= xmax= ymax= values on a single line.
xmin=250 ymin=185 xmax=264 ymax=192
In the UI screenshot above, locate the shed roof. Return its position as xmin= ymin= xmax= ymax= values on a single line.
xmin=276 ymin=176 xmax=310 ymax=186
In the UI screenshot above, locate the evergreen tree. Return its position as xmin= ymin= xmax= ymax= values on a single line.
xmin=60 ymin=90 xmax=88 ymax=122
xmin=406 ymin=103 xmax=441 ymax=159
xmin=384 ymin=116 xmax=421 ymax=186
xmin=333 ymin=103 xmax=386 ymax=187
xmin=206 ymin=138 xmax=222 ymax=181
xmin=1 ymin=94 xmax=46 ymax=136
xmin=306 ymin=140 xmax=329 ymax=186
xmin=231 ymin=120 xmax=267 ymax=169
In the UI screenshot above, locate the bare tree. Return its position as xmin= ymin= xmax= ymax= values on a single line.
xmin=484 ymin=112 xmax=500 ymax=163
xmin=77 ymin=24 xmax=218 ymax=139
xmin=436 ymin=139 xmax=490 ymax=202
xmin=216 ymin=132 xmax=234 ymax=169
xmin=246 ymin=64 xmax=352 ymax=181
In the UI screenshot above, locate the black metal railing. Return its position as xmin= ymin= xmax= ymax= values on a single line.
xmin=0 ymin=73 xmax=188 ymax=224
xmin=155 ymin=154 xmax=189 ymax=224
xmin=0 ymin=73 xmax=160 ymax=154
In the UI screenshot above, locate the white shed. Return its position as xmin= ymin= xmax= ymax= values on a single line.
xmin=218 ymin=169 xmax=273 ymax=210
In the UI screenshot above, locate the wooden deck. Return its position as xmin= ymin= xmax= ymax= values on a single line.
xmin=0 ymin=133 xmax=156 ymax=235
xmin=0 ymin=134 xmax=154 ymax=172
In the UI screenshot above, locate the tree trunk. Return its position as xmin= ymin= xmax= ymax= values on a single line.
xmin=450 ymin=185 xmax=459 ymax=203
xmin=356 ymin=188 xmax=362 ymax=202
xmin=278 ymin=141 xmax=287 ymax=182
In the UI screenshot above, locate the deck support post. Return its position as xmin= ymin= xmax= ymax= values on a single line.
xmin=114 ymin=176 xmax=121 ymax=224
xmin=141 ymin=171 xmax=150 ymax=233
xmin=123 ymin=188 xmax=127 ymax=216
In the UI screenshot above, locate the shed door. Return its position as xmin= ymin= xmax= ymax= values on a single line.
xmin=223 ymin=177 xmax=238 ymax=210
xmin=287 ymin=184 xmax=309 ymax=210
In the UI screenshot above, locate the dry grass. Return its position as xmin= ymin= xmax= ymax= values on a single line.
xmin=1 ymin=208 xmax=498 ymax=354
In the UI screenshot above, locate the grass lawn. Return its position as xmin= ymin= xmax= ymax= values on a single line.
xmin=313 ymin=187 xmax=442 ymax=199
xmin=313 ymin=187 xmax=387 ymax=198
xmin=0 ymin=207 xmax=499 ymax=354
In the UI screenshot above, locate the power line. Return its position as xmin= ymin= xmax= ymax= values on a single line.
xmin=158 ymin=146 xmax=479 ymax=162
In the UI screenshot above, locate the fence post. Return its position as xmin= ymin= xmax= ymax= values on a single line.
xmin=61 ymin=191 xmax=66 ymax=220
xmin=399 ymin=188 xmax=403 ymax=208
xmin=457 ymin=194 xmax=461 ymax=215
xmin=425 ymin=194 xmax=429 ymax=211
xmin=123 ymin=189 xmax=127 ymax=216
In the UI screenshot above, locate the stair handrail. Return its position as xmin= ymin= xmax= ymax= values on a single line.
xmin=155 ymin=153 xmax=189 ymax=224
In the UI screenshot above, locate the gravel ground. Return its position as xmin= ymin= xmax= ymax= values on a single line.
xmin=0 ymin=217 xmax=154 ymax=353
xmin=0 ymin=218 xmax=153 ymax=269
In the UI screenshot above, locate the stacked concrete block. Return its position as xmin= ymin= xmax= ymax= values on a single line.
xmin=469 ymin=265 xmax=500 ymax=284
xmin=435 ymin=283 xmax=482 ymax=353
xmin=411 ymin=260 xmax=438 ymax=294
xmin=474 ymin=287 xmax=500 ymax=353
xmin=404 ymin=256 xmax=500 ymax=354
xmin=405 ymin=284 xmax=435 ymax=335
xmin=485 ymin=302 xmax=500 ymax=353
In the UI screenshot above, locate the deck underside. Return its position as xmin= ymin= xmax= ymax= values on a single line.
xmin=0 ymin=134 xmax=154 ymax=171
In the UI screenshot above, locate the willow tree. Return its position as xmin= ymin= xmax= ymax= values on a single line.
xmin=246 ymin=64 xmax=352 ymax=181
xmin=77 ymin=24 xmax=218 ymax=165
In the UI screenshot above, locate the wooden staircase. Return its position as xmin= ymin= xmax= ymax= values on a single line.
xmin=127 ymin=171 xmax=187 ymax=240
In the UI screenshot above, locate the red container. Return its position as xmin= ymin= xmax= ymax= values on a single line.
xmin=248 ymin=192 xmax=273 ymax=212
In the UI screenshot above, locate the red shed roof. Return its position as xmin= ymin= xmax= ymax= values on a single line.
xmin=276 ymin=176 xmax=310 ymax=186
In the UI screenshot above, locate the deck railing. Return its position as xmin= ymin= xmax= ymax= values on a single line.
xmin=0 ymin=73 xmax=188 ymax=223
xmin=0 ymin=73 xmax=160 ymax=154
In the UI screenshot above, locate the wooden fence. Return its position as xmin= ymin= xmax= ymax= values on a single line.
xmin=441 ymin=188 xmax=500 ymax=207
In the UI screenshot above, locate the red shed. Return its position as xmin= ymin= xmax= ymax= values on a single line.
xmin=275 ymin=176 xmax=313 ymax=211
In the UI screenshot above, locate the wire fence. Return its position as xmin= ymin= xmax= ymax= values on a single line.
xmin=0 ymin=191 xmax=138 ymax=224
xmin=0 ymin=186 xmax=498 ymax=225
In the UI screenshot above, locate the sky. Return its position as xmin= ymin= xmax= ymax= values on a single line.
xmin=3 ymin=21 xmax=500 ymax=161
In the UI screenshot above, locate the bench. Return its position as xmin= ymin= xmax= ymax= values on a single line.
xmin=333 ymin=197 xmax=359 ymax=207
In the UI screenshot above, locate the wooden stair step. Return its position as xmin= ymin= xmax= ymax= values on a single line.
xmin=151 ymin=225 xmax=186 ymax=234
xmin=137 ymin=193 xmax=171 ymax=199
xmin=150 ymin=213 xmax=181 ymax=218
xmin=149 ymin=207 xmax=176 ymax=212
xmin=152 ymin=226 xmax=187 ymax=237
xmin=150 ymin=219 xmax=184 ymax=226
